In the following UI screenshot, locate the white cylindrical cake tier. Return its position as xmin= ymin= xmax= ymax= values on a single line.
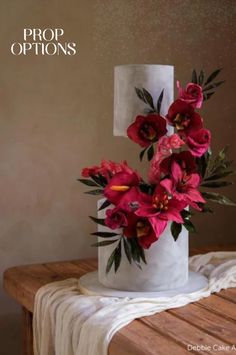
xmin=97 ymin=199 xmax=189 ymax=292
xmin=113 ymin=64 xmax=174 ymax=137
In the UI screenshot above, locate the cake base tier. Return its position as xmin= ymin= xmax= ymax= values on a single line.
xmin=78 ymin=271 xmax=208 ymax=298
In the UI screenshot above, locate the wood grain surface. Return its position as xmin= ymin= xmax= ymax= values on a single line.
xmin=3 ymin=246 xmax=236 ymax=355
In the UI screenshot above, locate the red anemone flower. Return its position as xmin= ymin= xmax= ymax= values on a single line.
xmin=160 ymin=151 xmax=197 ymax=176
xmin=127 ymin=114 xmax=167 ymax=147
xmin=166 ymin=99 xmax=203 ymax=136
xmin=124 ymin=213 xmax=158 ymax=249
xmin=105 ymin=207 xmax=128 ymax=230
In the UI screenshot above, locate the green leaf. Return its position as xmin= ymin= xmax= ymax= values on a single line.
xmin=147 ymin=145 xmax=154 ymax=161
xmin=205 ymin=170 xmax=235 ymax=181
xmin=139 ymin=147 xmax=148 ymax=162
xmin=139 ymin=182 xmax=154 ymax=195
xmin=135 ymin=87 xmax=146 ymax=103
xmin=203 ymin=92 xmax=215 ymax=101
xmin=171 ymin=222 xmax=182 ymax=241
xmin=198 ymin=70 xmax=204 ymax=86
xmin=77 ymin=178 xmax=99 ymax=187
xmin=181 ymin=209 xmax=192 ymax=219
xmin=196 ymin=151 xmax=210 ymax=178
xmin=139 ymin=247 xmax=147 ymax=264
xmin=201 ymin=181 xmax=233 ymax=188
xmin=84 ymin=189 xmax=103 ymax=195
xmin=91 ymin=174 xmax=107 ymax=187
xmin=91 ymin=239 xmax=119 ymax=247
xmin=91 ymin=232 xmax=120 ymax=238
xmin=123 ymin=238 xmax=132 ymax=264
xmin=203 ymin=80 xmax=225 ymax=92
xmin=205 ymin=146 xmax=231 ymax=179
xmin=98 ymin=199 xmax=111 ymax=211
xmin=202 ymin=192 xmax=236 ymax=206
xmin=142 ymin=88 xmax=154 ymax=109
xmin=129 ymin=238 xmax=140 ymax=263
xmin=114 ymin=241 xmax=122 ymax=272
xmin=191 ymin=69 xmax=198 ymax=84
xmin=157 ymin=89 xmax=164 ymax=114
xmin=89 ymin=216 xmax=106 ymax=226
xmin=199 ymin=204 xmax=214 ymax=213
xmin=183 ymin=220 xmax=196 ymax=233
xmin=106 ymin=247 xmax=117 ymax=273
xmin=204 ymin=68 xmax=222 ymax=86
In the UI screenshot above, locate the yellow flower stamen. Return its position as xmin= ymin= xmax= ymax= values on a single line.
xmin=110 ymin=185 xmax=130 ymax=192
xmin=136 ymin=221 xmax=150 ymax=238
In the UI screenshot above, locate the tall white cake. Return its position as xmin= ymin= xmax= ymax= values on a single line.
xmin=97 ymin=64 xmax=189 ymax=292
xmin=98 ymin=200 xmax=189 ymax=292
xmin=114 ymin=64 xmax=174 ymax=136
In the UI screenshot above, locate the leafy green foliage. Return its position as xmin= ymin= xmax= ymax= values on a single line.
xmin=91 ymin=232 xmax=120 ymax=238
xmin=91 ymin=174 xmax=107 ymax=187
xmin=171 ymin=222 xmax=182 ymax=241
xmin=157 ymin=89 xmax=164 ymax=114
xmin=123 ymin=238 xmax=132 ymax=264
xmin=77 ymin=178 xmax=99 ymax=187
xmin=190 ymin=68 xmax=224 ymax=101
xmin=84 ymin=189 xmax=103 ymax=195
xmin=123 ymin=237 xmax=146 ymax=268
xmin=196 ymin=151 xmax=211 ymax=179
xmin=202 ymin=192 xmax=236 ymax=206
xmin=183 ymin=219 xmax=197 ymax=233
xmin=198 ymin=70 xmax=204 ymax=86
xmin=135 ymin=87 xmax=155 ymax=111
xmin=201 ymin=181 xmax=233 ymax=188
xmin=139 ymin=146 xmax=148 ymax=162
xmin=139 ymin=144 xmax=155 ymax=162
xmin=198 ymin=204 xmax=214 ymax=213
xmin=106 ymin=240 xmax=122 ymax=273
xmin=89 ymin=216 xmax=106 ymax=226
xmin=135 ymin=87 xmax=164 ymax=114
xmin=191 ymin=69 xmax=198 ymax=84
xmin=204 ymin=68 xmax=222 ymax=86
xmin=181 ymin=209 xmax=192 ymax=220
xmin=203 ymin=147 xmax=235 ymax=182
xmin=147 ymin=145 xmax=154 ymax=161
xmin=91 ymin=239 xmax=119 ymax=247
xmin=98 ymin=199 xmax=111 ymax=211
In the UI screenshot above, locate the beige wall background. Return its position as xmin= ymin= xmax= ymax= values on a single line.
xmin=0 ymin=0 xmax=235 ymax=353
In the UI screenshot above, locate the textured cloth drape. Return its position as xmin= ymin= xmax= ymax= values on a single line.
xmin=33 ymin=252 xmax=236 ymax=355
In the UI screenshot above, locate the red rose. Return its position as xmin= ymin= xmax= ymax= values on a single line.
xmin=105 ymin=207 xmax=128 ymax=229
xmin=186 ymin=129 xmax=211 ymax=157
xmin=166 ymin=99 xmax=203 ymax=136
xmin=124 ymin=213 xmax=158 ymax=249
xmin=127 ymin=114 xmax=167 ymax=147
xmin=177 ymin=81 xmax=203 ymax=109
xmin=160 ymin=151 xmax=197 ymax=175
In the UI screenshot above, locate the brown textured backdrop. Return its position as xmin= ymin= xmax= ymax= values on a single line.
xmin=0 ymin=0 xmax=235 ymax=353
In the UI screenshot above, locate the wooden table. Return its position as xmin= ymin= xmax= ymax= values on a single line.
xmin=3 ymin=246 xmax=236 ymax=355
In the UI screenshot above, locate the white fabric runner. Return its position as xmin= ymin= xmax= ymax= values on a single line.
xmin=33 ymin=252 xmax=236 ymax=355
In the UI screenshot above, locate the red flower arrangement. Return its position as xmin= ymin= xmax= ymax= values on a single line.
xmin=79 ymin=68 xmax=235 ymax=273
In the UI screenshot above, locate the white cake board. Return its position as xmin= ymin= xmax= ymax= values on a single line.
xmin=78 ymin=271 xmax=208 ymax=298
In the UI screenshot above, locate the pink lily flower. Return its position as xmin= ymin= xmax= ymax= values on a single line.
xmin=160 ymin=161 xmax=205 ymax=210
xmin=135 ymin=186 xmax=187 ymax=238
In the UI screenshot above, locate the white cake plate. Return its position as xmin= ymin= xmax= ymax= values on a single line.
xmin=78 ymin=271 xmax=208 ymax=298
